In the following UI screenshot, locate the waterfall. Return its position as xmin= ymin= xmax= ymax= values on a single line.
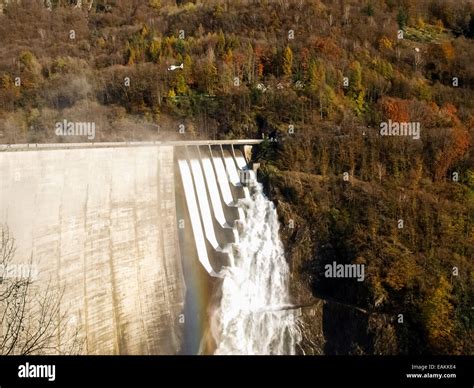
xmin=209 ymin=177 xmax=301 ymax=355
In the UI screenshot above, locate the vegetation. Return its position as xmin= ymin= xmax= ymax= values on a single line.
xmin=0 ymin=226 xmax=82 ymax=355
xmin=0 ymin=0 xmax=472 ymax=355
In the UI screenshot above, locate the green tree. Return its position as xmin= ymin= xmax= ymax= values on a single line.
xmin=397 ymin=7 xmax=409 ymax=29
xmin=176 ymin=74 xmax=188 ymax=95
xmin=148 ymin=39 xmax=161 ymax=62
xmin=183 ymin=54 xmax=193 ymax=86
xmin=364 ymin=2 xmax=375 ymax=17
xmin=348 ymin=61 xmax=366 ymax=115
xmin=149 ymin=0 xmax=161 ymax=9
xmin=283 ymin=46 xmax=293 ymax=78
xmin=202 ymin=48 xmax=218 ymax=94
xmin=216 ymin=29 xmax=226 ymax=57
xmin=308 ymin=60 xmax=326 ymax=93
xmin=423 ymin=276 xmax=455 ymax=352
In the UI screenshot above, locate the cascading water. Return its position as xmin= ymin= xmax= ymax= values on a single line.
xmin=209 ymin=175 xmax=302 ymax=355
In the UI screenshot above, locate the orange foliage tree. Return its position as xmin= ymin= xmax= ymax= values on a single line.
xmin=379 ymin=97 xmax=410 ymax=123
xmin=434 ymin=104 xmax=470 ymax=181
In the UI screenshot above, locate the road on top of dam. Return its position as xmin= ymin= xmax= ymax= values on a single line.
xmin=0 ymin=139 xmax=264 ymax=152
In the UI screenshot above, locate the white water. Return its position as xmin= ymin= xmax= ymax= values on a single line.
xmin=210 ymin=177 xmax=301 ymax=355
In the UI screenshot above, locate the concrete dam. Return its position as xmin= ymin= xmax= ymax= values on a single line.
xmin=0 ymin=141 xmax=300 ymax=355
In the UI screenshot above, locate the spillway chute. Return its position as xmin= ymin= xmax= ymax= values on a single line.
xmin=177 ymin=158 xmax=218 ymax=276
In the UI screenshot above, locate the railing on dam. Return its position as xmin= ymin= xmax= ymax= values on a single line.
xmin=0 ymin=139 xmax=263 ymax=152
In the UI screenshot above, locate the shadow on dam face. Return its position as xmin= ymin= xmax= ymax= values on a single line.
xmin=0 ymin=141 xmax=258 ymax=355
xmin=175 ymin=156 xmax=212 ymax=355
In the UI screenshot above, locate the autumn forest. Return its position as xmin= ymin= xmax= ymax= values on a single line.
xmin=0 ymin=0 xmax=472 ymax=355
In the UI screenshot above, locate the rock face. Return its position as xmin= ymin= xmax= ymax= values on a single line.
xmin=0 ymin=146 xmax=186 ymax=354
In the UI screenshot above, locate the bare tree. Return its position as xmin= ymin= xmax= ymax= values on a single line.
xmin=0 ymin=225 xmax=83 ymax=355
